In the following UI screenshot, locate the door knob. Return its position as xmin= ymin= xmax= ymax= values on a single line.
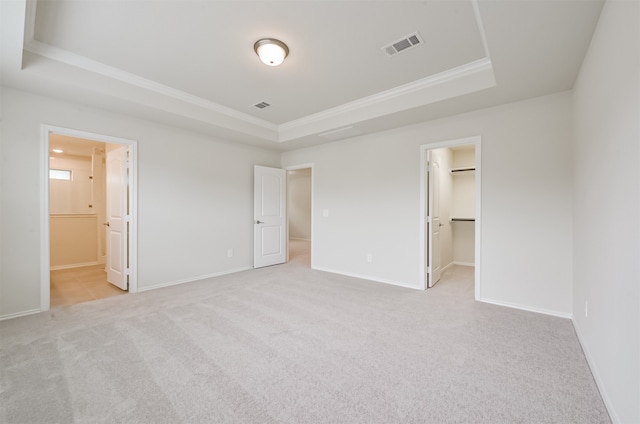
xmin=103 ymin=222 xmax=110 ymax=227
xmin=256 ymin=220 xmax=264 ymax=224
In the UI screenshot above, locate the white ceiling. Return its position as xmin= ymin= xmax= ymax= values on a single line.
xmin=1 ymin=0 xmax=604 ymax=151
xmin=49 ymin=134 xmax=106 ymax=158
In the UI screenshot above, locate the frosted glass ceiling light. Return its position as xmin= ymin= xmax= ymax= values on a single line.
xmin=254 ymin=38 xmax=289 ymax=66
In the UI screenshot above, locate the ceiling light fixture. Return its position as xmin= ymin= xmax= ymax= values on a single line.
xmin=254 ymin=38 xmax=289 ymax=67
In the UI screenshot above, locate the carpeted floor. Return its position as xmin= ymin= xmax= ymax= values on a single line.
xmin=0 ymin=240 xmax=610 ymax=423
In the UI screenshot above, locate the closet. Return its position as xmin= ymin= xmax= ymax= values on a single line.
xmin=450 ymin=145 xmax=475 ymax=266
xmin=428 ymin=144 xmax=475 ymax=279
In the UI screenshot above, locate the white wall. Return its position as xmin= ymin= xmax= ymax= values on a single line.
xmin=287 ymin=168 xmax=312 ymax=240
xmin=49 ymin=155 xmax=93 ymax=214
xmin=282 ymin=91 xmax=573 ymax=315
xmin=572 ymin=1 xmax=640 ymax=422
xmin=50 ymin=215 xmax=98 ymax=267
xmin=0 ymin=87 xmax=280 ymax=318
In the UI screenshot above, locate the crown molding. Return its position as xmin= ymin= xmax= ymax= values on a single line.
xmin=277 ymin=58 xmax=495 ymax=142
xmin=22 ymin=0 xmax=278 ymax=134
xmin=21 ymin=0 xmax=495 ymax=145
xmin=23 ymin=39 xmax=280 ymax=132
xmin=278 ymin=58 xmax=493 ymax=135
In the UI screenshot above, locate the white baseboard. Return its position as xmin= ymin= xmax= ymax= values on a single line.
xmin=312 ymin=266 xmax=421 ymax=290
xmin=0 ymin=308 xmax=41 ymax=321
xmin=289 ymin=237 xmax=311 ymax=241
xmin=137 ymin=266 xmax=252 ymax=292
xmin=441 ymin=262 xmax=454 ymax=273
xmin=572 ymin=319 xmax=619 ymax=423
xmin=50 ymin=261 xmax=100 ymax=271
xmin=452 ymin=261 xmax=475 ymax=267
xmin=478 ymin=297 xmax=572 ymax=319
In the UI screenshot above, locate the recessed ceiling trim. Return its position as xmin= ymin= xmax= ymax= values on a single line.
xmin=21 ymin=0 xmax=495 ymax=146
xmin=472 ymin=0 xmax=492 ymax=58
xmin=22 ymin=31 xmax=278 ymax=132
xmin=317 ymin=126 xmax=364 ymax=141
xmin=278 ymin=58 xmax=495 ymax=141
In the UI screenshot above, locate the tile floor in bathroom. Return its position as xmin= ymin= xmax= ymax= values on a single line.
xmin=50 ymin=264 xmax=126 ymax=308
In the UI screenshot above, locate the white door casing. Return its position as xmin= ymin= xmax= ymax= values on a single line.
xmin=106 ymin=146 xmax=128 ymax=290
xmin=254 ymin=165 xmax=287 ymax=268
xmin=427 ymin=151 xmax=442 ymax=287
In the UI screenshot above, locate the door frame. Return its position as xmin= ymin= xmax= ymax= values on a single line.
xmin=40 ymin=124 xmax=138 ymax=311
xmin=284 ymin=163 xmax=314 ymax=268
xmin=419 ymin=136 xmax=481 ymax=298
xmin=426 ymin=150 xmax=442 ymax=287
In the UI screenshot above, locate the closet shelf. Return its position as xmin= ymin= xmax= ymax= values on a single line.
xmin=450 ymin=167 xmax=475 ymax=173
xmin=450 ymin=218 xmax=475 ymax=222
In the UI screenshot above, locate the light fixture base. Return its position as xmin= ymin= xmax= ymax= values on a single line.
xmin=254 ymin=38 xmax=289 ymax=66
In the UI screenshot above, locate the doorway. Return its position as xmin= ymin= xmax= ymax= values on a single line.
xmin=40 ymin=125 xmax=138 ymax=311
xmin=286 ymin=165 xmax=313 ymax=268
xmin=420 ymin=136 xmax=481 ymax=298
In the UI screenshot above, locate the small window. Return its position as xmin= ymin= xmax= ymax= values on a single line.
xmin=49 ymin=169 xmax=72 ymax=180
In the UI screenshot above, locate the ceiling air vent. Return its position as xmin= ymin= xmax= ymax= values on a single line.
xmin=253 ymin=101 xmax=271 ymax=109
xmin=382 ymin=32 xmax=423 ymax=57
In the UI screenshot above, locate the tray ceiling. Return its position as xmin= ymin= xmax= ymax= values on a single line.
xmin=1 ymin=0 xmax=604 ymax=150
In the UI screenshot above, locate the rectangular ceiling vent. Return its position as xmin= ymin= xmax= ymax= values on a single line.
xmin=253 ymin=101 xmax=271 ymax=109
xmin=382 ymin=32 xmax=423 ymax=57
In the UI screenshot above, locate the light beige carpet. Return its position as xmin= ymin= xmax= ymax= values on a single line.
xmin=0 ymin=241 xmax=610 ymax=423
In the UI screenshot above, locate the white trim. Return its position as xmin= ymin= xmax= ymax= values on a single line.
xmin=440 ymin=262 xmax=455 ymax=273
xmin=471 ymin=0 xmax=491 ymax=59
xmin=0 ymin=309 xmax=42 ymax=322
xmin=24 ymin=40 xmax=278 ymax=133
xmin=23 ymin=0 xmax=37 ymax=47
xmin=50 ymin=261 xmax=100 ymax=271
xmin=41 ymin=125 xmax=139 ymax=312
xmin=452 ymin=261 xmax=475 ymax=267
xmin=289 ymin=237 xmax=311 ymax=242
xmin=22 ymin=0 xmax=493 ymax=146
xmin=572 ymin=319 xmax=619 ymax=423
xmin=40 ymin=126 xmax=51 ymax=312
xmin=313 ymin=266 xmax=420 ymax=290
xmin=419 ymin=136 xmax=482 ymax=298
xmin=479 ymin=297 xmax=573 ymax=319
xmin=284 ymin=163 xmax=315 ymax=269
xmin=137 ymin=267 xmax=252 ymax=292
xmin=280 ymin=59 xmax=492 ymax=134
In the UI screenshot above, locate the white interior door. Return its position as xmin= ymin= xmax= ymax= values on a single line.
xmin=254 ymin=165 xmax=287 ymax=268
xmin=106 ymin=146 xmax=128 ymax=290
xmin=427 ymin=151 xmax=442 ymax=287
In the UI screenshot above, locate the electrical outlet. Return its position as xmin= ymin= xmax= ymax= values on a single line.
xmin=227 ymin=249 xmax=233 ymax=258
xmin=585 ymin=301 xmax=588 ymax=318
xmin=366 ymin=253 xmax=372 ymax=263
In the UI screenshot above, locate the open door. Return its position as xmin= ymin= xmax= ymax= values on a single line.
xmin=105 ymin=146 xmax=128 ymax=290
xmin=427 ymin=151 xmax=442 ymax=287
xmin=254 ymin=165 xmax=287 ymax=268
